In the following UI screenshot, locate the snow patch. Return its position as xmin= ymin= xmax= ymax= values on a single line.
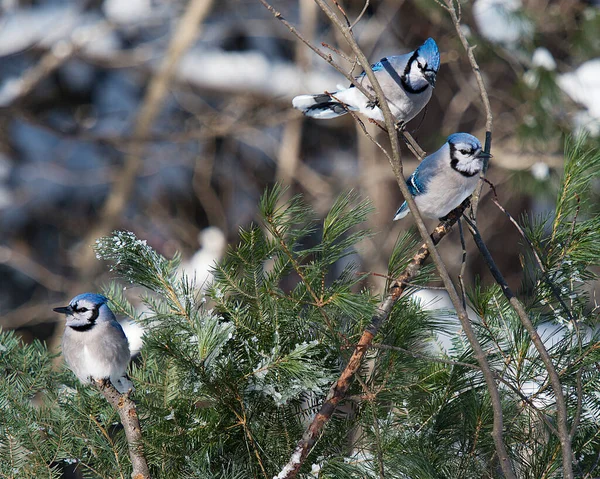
xmin=558 ymin=59 xmax=600 ymax=135
xmin=532 ymin=47 xmax=556 ymax=71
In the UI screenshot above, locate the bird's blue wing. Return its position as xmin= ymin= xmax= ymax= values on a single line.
xmin=393 ymin=145 xmax=443 ymax=221
xmin=406 ymin=165 xmax=430 ymax=196
xmin=371 ymin=60 xmax=385 ymax=72
xmin=394 ymin=166 xmax=429 ymax=220
xmin=351 ymin=58 xmax=387 ymax=85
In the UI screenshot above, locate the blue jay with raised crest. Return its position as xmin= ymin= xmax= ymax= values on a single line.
xmin=393 ymin=133 xmax=490 ymax=220
xmin=54 ymin=293 xmax=132 ymax=393
xmin=293 ymin=38 xmax=440 ymax=126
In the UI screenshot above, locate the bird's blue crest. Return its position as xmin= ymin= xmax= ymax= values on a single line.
xmin=447 ymin=133 xmax=482 ymax=150
xmin=417 ymin=38 xmax=440 ymax=72
xmin=70 ymin=293 xmax=108 ymax=306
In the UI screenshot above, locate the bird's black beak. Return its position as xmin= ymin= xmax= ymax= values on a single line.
xmin=424 ymin=71 xmax=436 ymax=88
xmin=477 ymin=151 xmax=493 ymax=159
xmin=53 ymin=305 xmax=72 ymax=315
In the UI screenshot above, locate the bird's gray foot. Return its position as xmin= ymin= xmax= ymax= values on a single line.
xmin=395 ymin=120 xmax=406 ymax=131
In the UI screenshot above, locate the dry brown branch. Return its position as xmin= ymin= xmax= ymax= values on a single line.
xmin=275 ymin=202 xmax=469 ymax=478
xmin=95 ymin=379 xmax=150 ymax=479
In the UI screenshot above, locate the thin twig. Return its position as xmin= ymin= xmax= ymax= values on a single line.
xmin=463 ymin=215 xmax=574 ymax=479
xmin=442 ymin=0 xmax=492 ymax=216
xmin=321 ymin=42 xmax=354 ymax=63
xmin=490 ymin=196 xmax=574 ymax=322
xmin=258 ymin=0 xmax=374 ymax=102
xmin=350 ymin=0 xmax=371 ymax=30
xmin=95 ymin=380 xmax=150 ymax=479
xmin=355 ymin=271 xmax=448 ymax=290
xmin=570 ymin=366 xmax=583 ymax=439
xmin=400 ymin=130 xmax=426 ymax=160
xmin=331 ymin=0 xmax=352 ymax=28
xmin=561 ymin=193 xmax=580 ymax=263
xmin=458 ymin=218 xmax=467 ymax=310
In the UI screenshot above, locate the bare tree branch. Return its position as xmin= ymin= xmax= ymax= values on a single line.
xmin=95 ymin=379 xmax=150 ymax=479
xmin=306 ymin=2 xmax=516 ymax=477
xmin=441 ymin=0 xmax=492 ymax=216
xmin=463 ymin=215 xmax=574 ymax=479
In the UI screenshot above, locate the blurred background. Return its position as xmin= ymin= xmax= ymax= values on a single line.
xmin=1 ymin=0 xmax=599 ymax=348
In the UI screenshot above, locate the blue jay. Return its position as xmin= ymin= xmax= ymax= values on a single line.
xmin=292 ymin=38 xmax=440 ymax=125
xmin=54 ymin=293 xmax=132 ymax=393
xmin=393 ymin=133 xmax=490 ymax=221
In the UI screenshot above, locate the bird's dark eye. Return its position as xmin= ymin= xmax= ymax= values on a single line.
xmin=459 ymin=149 xmax=469 ymax=155
xmin=77 ymin=307 xmax=88 ymax=313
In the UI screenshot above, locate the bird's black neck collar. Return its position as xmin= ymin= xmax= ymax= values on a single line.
xmin=69 ymin=323 xmax=96 ymax=332
xmin=68 ymin=306 xmax=99 ymax=332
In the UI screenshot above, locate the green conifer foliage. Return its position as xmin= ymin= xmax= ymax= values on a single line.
xmin=1 ymin=142 xmax=600 ymax=478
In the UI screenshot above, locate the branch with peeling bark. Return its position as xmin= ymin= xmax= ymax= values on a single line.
xmin=275 ymin=202 xmax=469 ymax=479
xmin=95 ymin=379 xmax=150 ymax=479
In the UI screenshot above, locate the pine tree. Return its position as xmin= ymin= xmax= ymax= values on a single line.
xmin=2 ymin=138 xmax=600 ymax=478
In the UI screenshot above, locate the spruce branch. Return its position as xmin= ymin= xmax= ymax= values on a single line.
xmin=94 ymin=379 xmax=150 ymax=479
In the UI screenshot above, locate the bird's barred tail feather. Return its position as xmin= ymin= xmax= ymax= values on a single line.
xmin=292 ymin=93 xmax=349 ymax=119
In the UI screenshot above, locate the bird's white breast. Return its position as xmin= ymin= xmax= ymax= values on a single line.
xmin=414 ymin=171 xmax=479 ymax=219
xmin=62 ymin=321 xmax=129 ymax=384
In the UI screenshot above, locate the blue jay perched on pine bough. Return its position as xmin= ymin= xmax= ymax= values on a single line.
xmin=393 ymin=133 xmax=491 ymax=221
xmin=54 ymin=293 xmax=132 ymax=393
xmin=292 ymin=38 xmax=440 ymax=126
